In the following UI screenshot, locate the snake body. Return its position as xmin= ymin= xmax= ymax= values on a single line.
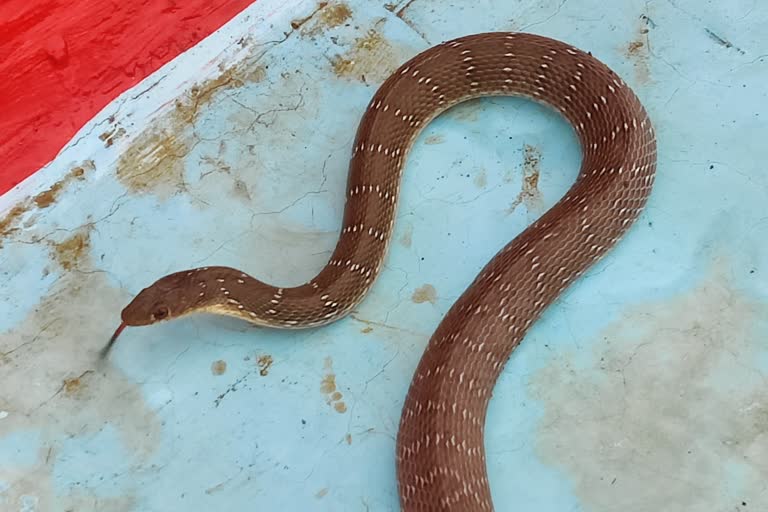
xmin=109 ymin=32 xmax=656 ymax=511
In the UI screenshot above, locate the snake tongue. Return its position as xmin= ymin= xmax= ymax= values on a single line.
xmin=101 ymin=322 xmax=127 ymax=357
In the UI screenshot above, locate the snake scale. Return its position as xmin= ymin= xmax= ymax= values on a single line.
xmin=106 ymin=32 xmax=657 ymax=511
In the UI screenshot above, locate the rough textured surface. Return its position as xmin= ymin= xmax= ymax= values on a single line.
xmin=113 ymin=32 xmax=657 ymax=511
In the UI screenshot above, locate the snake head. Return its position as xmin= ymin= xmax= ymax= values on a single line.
xmin=121 ymin=270 xmax=202 ymax=326
xmin=103 ymin=269 xmax=202 ymax=357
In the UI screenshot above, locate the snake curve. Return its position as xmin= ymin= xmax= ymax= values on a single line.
xmin=108 ymin=32 xmax=657 ymax=511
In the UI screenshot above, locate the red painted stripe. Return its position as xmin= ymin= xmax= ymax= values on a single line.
xmin=0 ymin=0 xmax=256 ymax=195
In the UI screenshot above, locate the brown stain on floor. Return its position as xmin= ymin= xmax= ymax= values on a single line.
xmin=48 ymin=227 xmax=92 ymax=272
xmin=320 ymin=357 xmax=347 ymax=413
xmin=0 ymin=249 xmax=161 ymax=509
xmin=623 ymin=15 xmax=653 ymax=85
xmin=412 ymin=283 xmax=437 ymax=304
xmin=529 ymin=255 xmax=768 ymax=510
xmin=331 ymin=27 xmax=408 ymax=83
xmin=298 ymin=2 xmax=352 ymax=35
xmin=507 ymin=144 xmax=544 ymax=216
xmin=99 ymin=127 xmax=127 ymax=148
xmin=33 ymin=161 xmax=94 ymax=209
xmin=211 ymin=360 xmax=227 ymax=375
xmin=116 ymin=63 xmax=266 ymax=199
xmin=1 ymin=161 xmax=95 ymax=248
xmin=62 ymin=370 xmax=94 ymax=398
xmin=257 ymin=354 xmax=274 ymax=376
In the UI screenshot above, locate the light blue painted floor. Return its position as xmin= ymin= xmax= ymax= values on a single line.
xmin=1 ymin=0 xmax=767 ymax=510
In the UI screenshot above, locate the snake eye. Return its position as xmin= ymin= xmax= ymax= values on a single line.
xmin=152 ymin=305 xmax=169 ymax=320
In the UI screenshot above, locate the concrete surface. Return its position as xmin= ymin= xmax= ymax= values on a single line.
xmin=1 ymin=0 xmax=766 ymax=510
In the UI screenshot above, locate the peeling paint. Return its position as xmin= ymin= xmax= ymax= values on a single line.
xmin=1 ymin=160 xmax=94 ymax=246
xmin=115 ymin=64 xmax=266 ymax=198
xmin=331 ymin=27 xmax=408 ymax=83
xmin=300 ymin=2 xmax=353 ymax=36
xmin=99 ymin=127 xmax=127 ymax=148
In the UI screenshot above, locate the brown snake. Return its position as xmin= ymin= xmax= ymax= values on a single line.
xmin=106 ymin=32 xmax=656 ymax=511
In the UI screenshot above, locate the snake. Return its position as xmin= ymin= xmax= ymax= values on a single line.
xmin=105 ymin=32 xmax=656 ymax=511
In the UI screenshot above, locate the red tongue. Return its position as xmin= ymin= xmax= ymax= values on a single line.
xmin=101 ymin=322 xmax=127 ymax=357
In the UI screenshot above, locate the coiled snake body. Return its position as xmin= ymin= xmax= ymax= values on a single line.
xmin=107 ymin=32 xmax=657 ymax=511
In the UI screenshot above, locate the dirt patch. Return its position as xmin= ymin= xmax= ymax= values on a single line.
xmin=331 ymin=28 xmax=406 ymax=83
xmin=257 ymin=354 xmax=274 ymax=376
xmin=0 ymin=204 xmax=27 ymax=240
xmin=48 ymin=227 xmax=92 ymax=272
xmin=33 ymin=161 xmax=94 ymax=209
xmin=320 ymin=357 xmax=346 ymax=413
xmin=507 ymin=144 xmax=544 ymax=216
xmin=116 ymin=63 xmax=266 ymax=199
xmin=1 ymin=161 xmax=95 ymax=248
xmin=298 ymin=2 xmax=352 ymax=35
xmin=211 ymin=360 xmax=227 ymax=375
xmin=529 ymin=255 xmax=768 ymax=510
xmin=412 ymin=283 xmax=437 ymax=304
xmin=319 ymin=2 xmax=352 ymax=27
xmin=0 ymin=250 xmax=161 ymax=509
xmin=99 ymin=127 xmax=127 ymax=148
xmin=320 ymin=373 xmax=336 ymax=394
xmin=232 ymin=178 xmax=252 ymax=202
xmin=623 ymin=14 xmax=653 ymax=85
